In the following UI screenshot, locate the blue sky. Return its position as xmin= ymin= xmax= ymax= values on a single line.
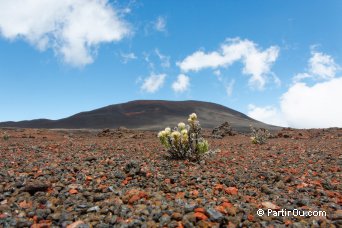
xmin=0 ymin=0 xmax=341 ymax=128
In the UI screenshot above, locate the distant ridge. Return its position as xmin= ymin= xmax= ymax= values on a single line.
xmin=0 ymin=100 xmax=280 ymax=132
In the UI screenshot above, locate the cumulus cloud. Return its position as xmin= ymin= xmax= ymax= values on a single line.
xmin=179 ymin=51 xmax=228 ymax=72
xmin=177 ymin=38 xmax=279 ymax=89
xmin=309 ymin=51 xmax=339 ymax=80
xmin=141 ymin=73 xmax=166 ymax=93
xmin=280 ymin=78 xmax=342 ymax=128
xmin=294 ymin=51 xmax=340 ymax=83
xmin=250 ymin=77 xmax=342 ymax=128
xmin=154 ymin=16 xmax=167 ymax=32
xmin=248 ymin=104 xmax=288 ymax=127
xmin=243 ymin=46 xmax=279 ymax=89
xmin=249 ymin=50 xmax=342 ymax=128
xmin=172 ymin=74 xmax=190 ymax=93
xmin=0 ymin=0 xmax=131 ymax=67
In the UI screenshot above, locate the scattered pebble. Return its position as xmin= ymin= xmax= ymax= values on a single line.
xmin=0 ymin=127 xmax=340 ymax=227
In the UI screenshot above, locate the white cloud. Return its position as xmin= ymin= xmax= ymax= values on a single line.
xmin=280 ymin=78 xmax=342 ymax=128
xmin=294 ymin=51 xmax=340 ymax=83
xmin=154 ymin=16 xmax=166 ymax=32
xmin=249 ymin=77 xmax=342 ymax=128
xmin=120 ymin=52 xmax=137 ymax=63
xmin=248 ymin=104 xmax=288 ymax=127
xmin=141 ymin=73 xmax=166 ymax=93
xmin=249 ymin=50 xmax=342 ymax=128
xmin=172 ymin=74 xmax=190 ymax=93
xmin=155 ymin=49 xmax=170 ymax=68
xmin=0 ymin=0 xmax=131 ymax=67
xmin=243 ymin=46 xmax=279 ymax=89
xmin=308 ymin=51 xmax=339 ymax=80
xmin=225 ymin=79 xmax=235 ymax=96
xmin=178 ymin=51 xmax=229 ymax=72
xmin=177 ymin=38 xmax=279 ymax=89
xmin=292 ymin=72 xmax=311 ymax=83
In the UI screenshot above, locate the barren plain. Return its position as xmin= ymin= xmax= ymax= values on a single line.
xmin=0 ymin=127 xmax=341 ymax=227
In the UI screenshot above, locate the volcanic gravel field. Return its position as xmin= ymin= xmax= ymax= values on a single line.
xmin=0 ymin=127 xmax=341 ymax=227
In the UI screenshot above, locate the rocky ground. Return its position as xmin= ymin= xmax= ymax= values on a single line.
xmin=0 ymin=127 xmax=341 ymax=228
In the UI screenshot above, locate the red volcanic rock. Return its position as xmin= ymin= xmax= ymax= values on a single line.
xmin=0 ymin=127 xmax=340 ymax=227
xmin=225 ymin=187 xmax=238 ymax=195
xmin=194 ymin=212 xmax=208 ymax=220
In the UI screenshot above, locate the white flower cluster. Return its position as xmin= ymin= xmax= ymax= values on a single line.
xmin=157 ymin=113 xmax=209 ymax=161
xmin=188 ymin=113 xmax=197 ymax=123
xmin=157 ymin=127 xmax=172 ymax=148
xmin=157 ymin=127 xmax=171 ymax=138
xmin=158 ymin=124 xmax=188 ymax=146
xmin=2 ymin=131 xmax=10 ymax=141
xmin=197 ymin=140 xmax=209 ymax=154
xmin=178 ymin=122 xmax=186 ymax=130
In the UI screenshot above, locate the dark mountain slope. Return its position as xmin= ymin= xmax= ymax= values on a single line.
xmin=0 ymin=100 xmax=281 ymax=131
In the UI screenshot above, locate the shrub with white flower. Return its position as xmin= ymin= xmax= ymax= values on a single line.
xmin=250 ymin=126 xmax=271 ymax=144
xmin=2 ymin=132 xmax=9 ymax=141
xmin=157 ymin=113 xmax=209 ymax=161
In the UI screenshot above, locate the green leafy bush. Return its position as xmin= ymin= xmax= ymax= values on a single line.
xmin=250 ymin=126 xmax=270 ymax=144
xmin=158 ymin=113 xmax=209 ymax=161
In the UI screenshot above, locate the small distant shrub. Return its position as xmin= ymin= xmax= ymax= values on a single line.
xmin=158 ymin=113 xmax=209 ymax=161
xmin=3 ymin=132 xmax=10 ymax=141
xmin=212 ymin=121 xmax=235 ymax=138
xmin=250 ymin=126 xmax=270 ymax=144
